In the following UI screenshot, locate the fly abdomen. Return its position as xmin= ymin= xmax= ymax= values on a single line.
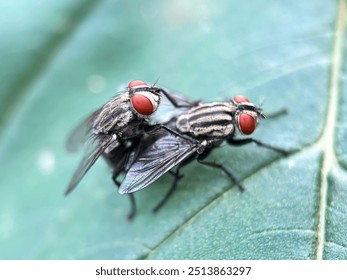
xmin=176 ymin=102 xmax=235 ymax=138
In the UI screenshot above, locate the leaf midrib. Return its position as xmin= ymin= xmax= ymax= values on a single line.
xmin=315 ymin=0 xmax=346 ymax=260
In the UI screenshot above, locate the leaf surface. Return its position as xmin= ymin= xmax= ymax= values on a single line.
xmin=0 ymin=0 xmax=346 ymax=259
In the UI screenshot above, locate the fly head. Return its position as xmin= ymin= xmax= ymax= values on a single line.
xmin=128 ymin=80 xmax=160 ymax=117
xmin=232 ymin=95 xmax=266 ymax=135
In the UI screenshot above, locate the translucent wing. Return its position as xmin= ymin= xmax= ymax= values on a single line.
xmin=65 ymin=92 xmax=132 ymax=195
xmin=66 ymin=109 xmax=102 ymax=153
xmin=119 ymin=130 xmax=198 ymax=194
xmin=66 ymin=92 xmax=130 ymax=153
xmin=64 ymin=134 xmax=113 ymax=195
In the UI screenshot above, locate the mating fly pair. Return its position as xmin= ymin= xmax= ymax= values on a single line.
xmin=66 ymin=80 xmax=287 ymax=219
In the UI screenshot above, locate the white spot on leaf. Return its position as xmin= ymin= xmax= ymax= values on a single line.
xmin=37 ymin=149 xmax=55 ymax=175
xmin=288 ymin=159 xmax=296 ymax=169
xmin=87 ymin=75 xmax=106 ymax=94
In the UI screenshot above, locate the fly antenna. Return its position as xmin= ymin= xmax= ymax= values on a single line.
xmin=152 ymin=77 xmax=160 ymax=87
xmin=258 ymin=96 xmax=266 ymax=108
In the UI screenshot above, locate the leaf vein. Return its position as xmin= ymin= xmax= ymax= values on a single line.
xmin=315 ymin=0 xmax=347 ymax=260
xmin=142 ymin=154 xmax=293 ymax=259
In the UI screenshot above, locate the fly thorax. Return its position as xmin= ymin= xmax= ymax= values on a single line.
xmin=176 ymin=102 xmax=235 ymax=138
xmin=92 ymin=93 xmax=135 ymax=134
xmin=93 ymin=109 xmax=134 ymax=135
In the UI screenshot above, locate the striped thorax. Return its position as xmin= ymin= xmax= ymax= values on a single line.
xmin=92 ymin=80 xmax=161 ymax=137
xmin=176 ymin=96 xmax=265 ymax=139
xmin=176 ymin=102 xmax=236 ymax=139
xmin=93 ymin=92 xmax=136 ymax=135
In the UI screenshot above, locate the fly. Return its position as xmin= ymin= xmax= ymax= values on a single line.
xmin=119 ymin=95 xmax=288 ymax=213
xmin=65 ymin=80 xmax=198 ymax=219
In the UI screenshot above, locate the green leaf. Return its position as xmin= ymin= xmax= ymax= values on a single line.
xmin=0 ymin=0 xmax=346 ymax=260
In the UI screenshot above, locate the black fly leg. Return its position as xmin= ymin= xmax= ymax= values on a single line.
xmin=197 ymin=159 xmax=245 ymax=192
xmin=145 ymin=123 xmax=201 ymax=145
xmin=126 ymin=194 xmax=136 ymax=221
xmin=152 ymin=168 xmax=184 ymax=213
xmin=227 ymin=138 xmax=289 ymax=155
xmin=157 ymin=88 xmax=199 ymax=108
xmin=112 ymin=172 xmax=136 ymax=220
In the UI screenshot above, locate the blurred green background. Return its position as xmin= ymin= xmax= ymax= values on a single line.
xmin=0 ymin=0 xmax=347 ymax=259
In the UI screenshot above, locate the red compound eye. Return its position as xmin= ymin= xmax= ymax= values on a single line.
xmin=233 ymin=95 xmax=250 ymax=103
xmin=239 ymin=113 xmax=256 ymax=134
xmin=128 ymin=80 xmax=148 ymax=89
xmin=131 ymin=94 xmax=154 ymax=115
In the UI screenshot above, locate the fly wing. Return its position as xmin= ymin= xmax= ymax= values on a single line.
xmin=67 ymin=91 xmax=131 ymax=152
xmin=119 ymin=131 xmax=198 ymax=194
xmin=64 ymin=134 xmax=114 ymax=195
xmin=90 ymin=92 xmax=133 ymax=135
xmin=66 ymin=108 xmax=102 ymax=153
